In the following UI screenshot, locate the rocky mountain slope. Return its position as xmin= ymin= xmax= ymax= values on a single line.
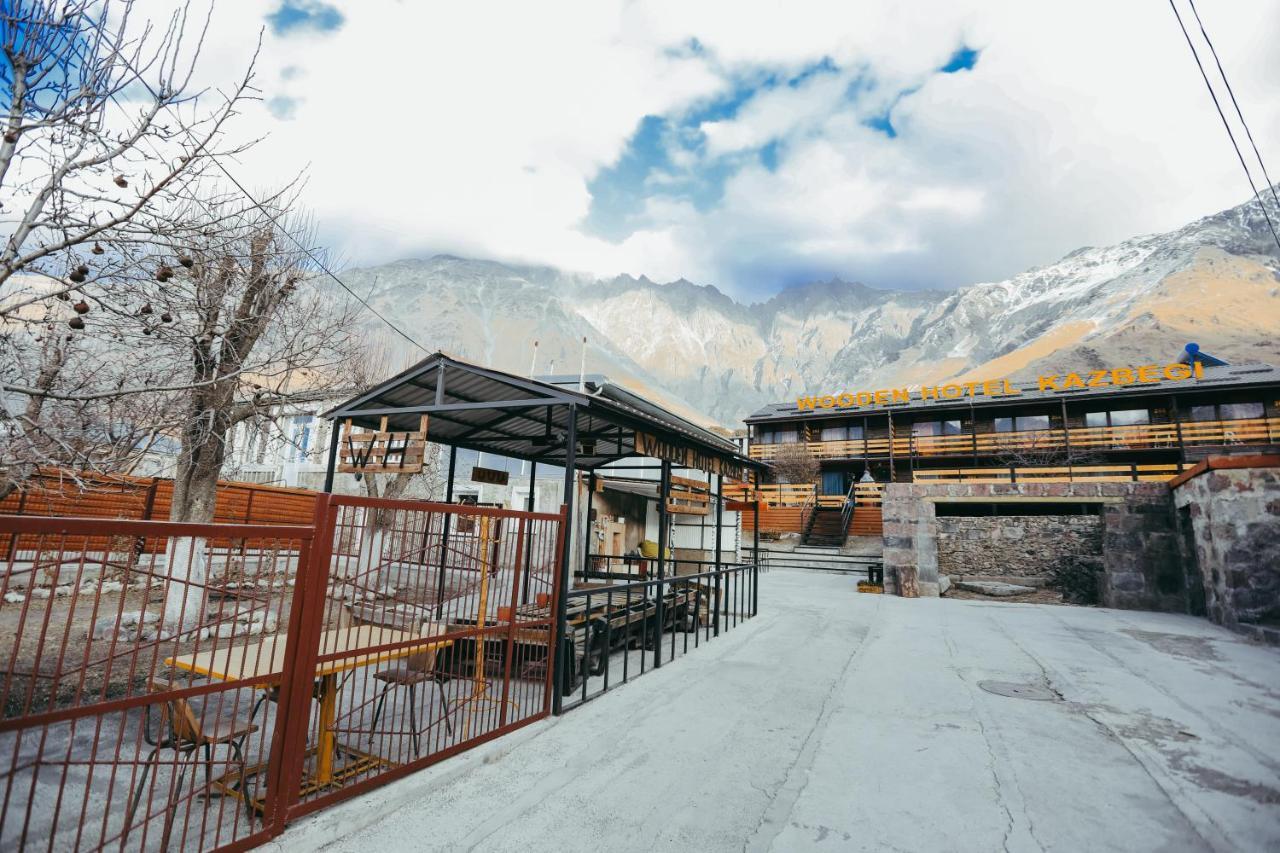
xmin=340 ymin=194 xmax=1280 ymax=426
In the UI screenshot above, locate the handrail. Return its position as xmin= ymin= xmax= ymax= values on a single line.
xmin=837 ymin=478 xmax=858 ymax=545
xmin=799 ymin=484 xmax=818 ymax=539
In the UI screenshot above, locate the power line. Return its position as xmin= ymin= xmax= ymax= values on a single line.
xmin=1167 ymin=0 xmax=1280 ymax=254
xmin=1185 ymin=0 xmax=1280 ymax=211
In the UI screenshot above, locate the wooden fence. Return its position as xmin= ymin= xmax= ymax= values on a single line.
xmin=1 ymin=470 xmax=318 ymax=555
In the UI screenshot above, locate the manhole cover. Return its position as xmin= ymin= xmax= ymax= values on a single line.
xmin=978 ymin=680 xmax=1057 ymax=701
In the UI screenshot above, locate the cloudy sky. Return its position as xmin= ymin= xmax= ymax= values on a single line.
xmin=160 ymin=0 xmax=1280 ymax=299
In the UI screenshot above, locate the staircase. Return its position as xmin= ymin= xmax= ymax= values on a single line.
xmin=802 ymin=507 xmax=848 ymax=546
xmin=749 ymin=543 xmax=884 ymax=577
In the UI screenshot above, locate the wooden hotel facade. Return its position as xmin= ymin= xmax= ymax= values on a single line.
xmin=735 ymin=360 xmax=1280 ymax=541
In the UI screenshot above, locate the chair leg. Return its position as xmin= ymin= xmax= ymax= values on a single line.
xmin=202 ymin=743 xmax=213 ymax=794
xmin=248 ymin=692 xmax=269 ymax=725
xmin=369 ymin=685 xmax=391 ymax=747
xmin=125 ymin=748 xmax=161 ymax=836
xmin=438 ymin=679 xmax=453 ymax=736
xmin=160 ymin=749 xmax=199 ymax=851
xmin=230 ymin=739 xmax=255 ymax=822
xmin=408 ymin=683 xmax=420 ymax=758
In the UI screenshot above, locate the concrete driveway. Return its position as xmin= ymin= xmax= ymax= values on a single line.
xmin=275 ymin=569 xmax=1280 ymax=853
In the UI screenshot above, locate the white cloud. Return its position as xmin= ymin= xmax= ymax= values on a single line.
xmin=134 ymin=0 xmax=1280 ymax=296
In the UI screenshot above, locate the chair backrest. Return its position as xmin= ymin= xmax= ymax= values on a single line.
xmin=405 ymin=621 xmax=445 ymax=673
xmin=164 ymin=697 xmax=203 ymax=745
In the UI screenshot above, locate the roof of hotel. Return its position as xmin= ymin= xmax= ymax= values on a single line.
xmin=744 ymin=363 xmax=1280 ymax=424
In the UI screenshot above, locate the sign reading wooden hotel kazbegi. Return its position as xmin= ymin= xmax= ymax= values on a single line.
xmin=794 ymin=362 xmax=1205 ymax=412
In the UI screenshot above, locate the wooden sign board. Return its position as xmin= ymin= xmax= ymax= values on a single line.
xmin=666 ymin=477 xmax=710 ymax=516
xmin=471 ymin=466 xmax=509 ymax=486
xmin=337 ymin=416 xmax=428 ymax=474
xmin=635 ymin=431 xmax=746 ymax=481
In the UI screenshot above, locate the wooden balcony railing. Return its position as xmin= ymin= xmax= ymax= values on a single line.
xmin=722 ymin=481 xmax=885 ymax=509
xmin=747 ymin=417 xmax=1280 ymax=461
xmin=911 ymin=463 xmax=1187 ymax=484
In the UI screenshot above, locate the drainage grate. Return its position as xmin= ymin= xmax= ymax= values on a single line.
xmin=978 ymin=680 xmax=1057 ymax=701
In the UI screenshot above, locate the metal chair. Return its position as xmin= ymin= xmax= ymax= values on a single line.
xmin=127 ymin=686 xmax=258 ymax=842
xmin=368 ymin=627 xmax=453 ymax=757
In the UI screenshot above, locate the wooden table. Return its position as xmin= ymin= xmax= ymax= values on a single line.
xmin=167 ymin=626 xmax=452 ymax=793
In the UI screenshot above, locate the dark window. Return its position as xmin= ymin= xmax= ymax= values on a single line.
xmin=1085 ymin=409 xmax=1149 ymax=427
xmin=1189 ymin=402 xmax=1265 ymax=422
xmin=819 ymin=423 xmax=866 ymax=441
xmin=995 ymin=414 xmax=1051 ymax=432
xmin=913 ymin=420 xmax=963 ymax=437
xmin=934 ymin=502 xmax=1102 ymax=517
xmin=1220 ymin=402 xmax=1264 ymax=420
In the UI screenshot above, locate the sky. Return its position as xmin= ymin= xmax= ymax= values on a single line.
xmin=135 ymin=0 xmax=1280 ymax=300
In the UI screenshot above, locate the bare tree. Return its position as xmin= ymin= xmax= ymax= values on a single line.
xmin=155 ymin=193 xmax=357 ymax=628
xmin=770 ymin=442 xmax=819 ymax=485
xmin=990 ymin=430 xmax=1100 ymax=473
xmin=0 ymin=0 xmax=260 ymax=496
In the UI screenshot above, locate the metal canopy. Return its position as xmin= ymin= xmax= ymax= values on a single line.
xmin=324 ymin=352 xmax=763 ymax=473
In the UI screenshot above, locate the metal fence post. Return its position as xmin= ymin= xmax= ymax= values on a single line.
xmin=552 ymin=406 xmax=578 ymax=715
xmin=654 ymin=460 xmax=670 ymax=669
xmin=268 ymin=492 xmax=335 ymax=831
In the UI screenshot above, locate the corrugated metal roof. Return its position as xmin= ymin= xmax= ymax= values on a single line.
xmin=324 ymin=353 xmax=761 ymax=472
xmin=744 ymin=363 xmax=1280 ymax=424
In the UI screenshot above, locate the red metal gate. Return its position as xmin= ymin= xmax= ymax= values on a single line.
xmin=0 ymin=495 xmax=565 ymax=851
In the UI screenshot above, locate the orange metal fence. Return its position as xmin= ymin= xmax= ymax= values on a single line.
xmin=0 ymin=497 xmax=565 ymax=851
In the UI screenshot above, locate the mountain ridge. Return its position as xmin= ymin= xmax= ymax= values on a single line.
xmin=337 ymin=193 xmax=1280 ymax=426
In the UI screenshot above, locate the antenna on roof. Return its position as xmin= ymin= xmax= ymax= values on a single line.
xmin=1179 ymin=342 xmax=1229 ymax=367
xmin=579 ymin=336 xmax=587 ymax=393
xmin=529 ymin=340 xmax=539 ymax=377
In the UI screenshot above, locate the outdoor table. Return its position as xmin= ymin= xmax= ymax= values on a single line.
xmin=166 ymin=626 xmax=452 ymax=796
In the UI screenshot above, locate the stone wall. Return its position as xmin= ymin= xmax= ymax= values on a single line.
xmin=883 ymin=482 xmax=1184 ymax=610
xmin=936 ymin=514 xmax=1102 ymax=583
xmin=1171 ymin=460 xmax=1280 ymax=642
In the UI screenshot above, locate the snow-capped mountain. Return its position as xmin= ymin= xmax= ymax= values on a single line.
xmin=338 ymin=194 xmax=1280 ymax=425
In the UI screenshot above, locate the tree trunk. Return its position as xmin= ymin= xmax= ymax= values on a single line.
xmin=164 ymin=390 xmax=233 ymax=632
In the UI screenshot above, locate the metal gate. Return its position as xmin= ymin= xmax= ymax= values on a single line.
xmin=0 ymin=495 xmax=565 ymax=851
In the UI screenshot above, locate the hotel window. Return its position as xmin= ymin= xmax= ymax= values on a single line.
xmin=1085 ymin=409 xmax=1150 ymax=428
xmin=1189 ymin=402 xmax=1264 ymax=421
xmin=993 ymin=414 xmax=1051 ymax=433
xmin=912 ymin=420 xmax=963 ymax=437
xmin=819 ymin=423 xmax=864 ymax=441
xmin=759 ymin=427 xmax=799 ymax=444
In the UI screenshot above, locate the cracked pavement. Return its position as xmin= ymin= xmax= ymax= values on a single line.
xmin=277 ymin=569 xmax=1280 ymax=852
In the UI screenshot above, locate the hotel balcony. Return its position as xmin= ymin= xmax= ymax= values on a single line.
xmin=746 ymin=416 xmax=1280 ymax=464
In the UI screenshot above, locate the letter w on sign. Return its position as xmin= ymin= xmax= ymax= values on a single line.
xmin=337 ymin=415 xmax=429 ymax=474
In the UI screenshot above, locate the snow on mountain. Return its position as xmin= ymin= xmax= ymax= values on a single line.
xmin=336 ymin=194 xmax=1280 ymax=425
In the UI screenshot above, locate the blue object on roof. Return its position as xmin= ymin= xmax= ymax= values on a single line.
xmin=1179 ymin=342 xmax=1229 ymax=367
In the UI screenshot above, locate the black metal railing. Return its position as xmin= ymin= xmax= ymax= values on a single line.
xmin=561 ymin=557 xmax=759 ymax=710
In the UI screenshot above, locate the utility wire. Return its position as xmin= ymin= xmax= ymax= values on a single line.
xmin=1167 ymin=0 xmax=1280 ymax=254
xmin=1185 ymin=0 xmax=1280 ymax=211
